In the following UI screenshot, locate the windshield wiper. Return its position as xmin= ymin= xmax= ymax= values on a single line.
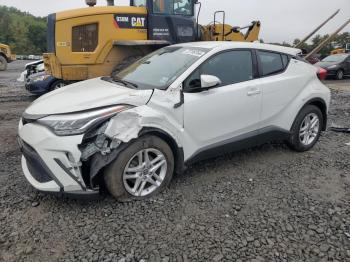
xmin=113 ymin=77 xmax=138 ymax=89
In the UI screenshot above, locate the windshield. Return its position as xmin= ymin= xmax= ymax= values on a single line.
xmin=114 ymin=46 xmax=210 ymax=90
xmin=322 ymin=54 xmax=348 ymax=63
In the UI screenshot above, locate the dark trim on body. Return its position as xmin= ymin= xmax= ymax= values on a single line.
xmin=54 ymin=158 xmax=86 ymax=191
xmin=299 ymin=98 xmax=328 ymax=131
xmin=186 ymin=126 xmax=291 ymax=164
xmin=139 ymin=127 xmax=185 ymax=174
xmin=40 ymin=190 xmax=101 ymax=200
xmin=18 ymin=138 xmax=64 ymax=191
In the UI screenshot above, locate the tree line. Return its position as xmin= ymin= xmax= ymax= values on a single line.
xmin=0 ymin=6 xmax=46 ymax=55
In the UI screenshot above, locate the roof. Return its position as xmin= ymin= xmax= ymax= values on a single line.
xmin=55 ymin=6 xmax=146 ymax=21
xmin=176 ymin=41 xmax=301 ymax=56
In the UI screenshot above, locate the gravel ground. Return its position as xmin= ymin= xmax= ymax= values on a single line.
xmin=0 ymin=61 xmax=349 ymax=262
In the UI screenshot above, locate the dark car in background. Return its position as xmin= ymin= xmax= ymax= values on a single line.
xmin=26 ymin=71 xmax=65 ymax=95
xmin=18 ymin=60 xmax=65 ymax=95
xmin=315 ymin=53 xmax=350 ymax=80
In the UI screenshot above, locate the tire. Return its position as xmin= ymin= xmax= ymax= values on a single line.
xmin=287 ymin=105 xmax=323 ymax=152
xmin=111 ymin=55 xmax=143 ymax=78
xmin=0 ymin=56 xmax=7 ymax=71
xmin=50 ymin=80 xmax=65 ymax=91
xmin=104 ymin=135 xmax=174 ymax=202
xmin=335 ymin=69 xmax=344 ymax=80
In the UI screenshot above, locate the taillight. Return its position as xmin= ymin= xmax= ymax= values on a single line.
xmin=317 ymin=68 xmax=327 ymax=81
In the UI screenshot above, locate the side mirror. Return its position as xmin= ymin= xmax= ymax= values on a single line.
xmin=201 ymin=75 xmax=222 ymax=89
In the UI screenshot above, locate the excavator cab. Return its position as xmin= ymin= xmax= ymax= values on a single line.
xmin=130 ymin=0 xmax=197 ymax=43
xmin=44 ymin=0 xmax=261 ymax=82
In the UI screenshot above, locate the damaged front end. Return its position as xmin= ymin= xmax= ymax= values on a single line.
xmin=77 ymin=106 xmax=184 ymax=193
xmin=78 ymin=110 xmax=144 ymax=190
xmin=79 ymin=121 xmax=123 ymax=190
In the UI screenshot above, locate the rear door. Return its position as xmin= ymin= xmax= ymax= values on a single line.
xmin=256 ymin=51 xmax=313 ymax=128
xmin=183 ymin=49 xmax=262 ymax=156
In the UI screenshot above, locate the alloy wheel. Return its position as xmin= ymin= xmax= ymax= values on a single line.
xmin=299 ymin=113 xmax=320 ymax=146
xmin=336 ymin=70 xmax=344 ymax=80
xmin=123 ymin=148 xmax=167 ymax=197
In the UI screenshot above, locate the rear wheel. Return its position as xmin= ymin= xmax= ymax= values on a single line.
xmin=335 ymin=69 xmax=344 ymax=80
xmin=0 ymin=56 xmax=7 ymax=71
xmin=287 ymin=105 xmax=323 ymax=152
xmin=104 ymin=135 xmax=174 ymax=202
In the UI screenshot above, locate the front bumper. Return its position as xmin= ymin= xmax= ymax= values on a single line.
xmin=18 ymin=120 xmax=100 ymax=199
xmin=25 ymin=82 xmax=50 ymax=95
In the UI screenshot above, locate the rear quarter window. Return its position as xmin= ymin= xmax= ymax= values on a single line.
xmin=258 ymin=51 xmax=284 ymax=76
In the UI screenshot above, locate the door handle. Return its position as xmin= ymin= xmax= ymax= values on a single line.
xmin=247 ymin=88 xmax=261 ymax=96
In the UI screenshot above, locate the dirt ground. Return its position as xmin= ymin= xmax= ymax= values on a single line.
xmin=0 ymin=61 xmax=349 ymax=262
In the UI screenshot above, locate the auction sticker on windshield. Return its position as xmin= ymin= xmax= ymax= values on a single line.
xmin=182 ymin=49 xmax=206 ymax=57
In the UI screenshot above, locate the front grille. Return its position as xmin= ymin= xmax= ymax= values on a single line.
xmin=21 ymin=140 xmax=53 ymax=183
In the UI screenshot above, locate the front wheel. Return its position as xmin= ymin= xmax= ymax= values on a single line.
xmin=287 ymin=105 xmax=323 ymax=152
xmin=50 ymin=80 xmax=65 ymax=91
xmin=104 ymin=135 xmax=174 ymax=202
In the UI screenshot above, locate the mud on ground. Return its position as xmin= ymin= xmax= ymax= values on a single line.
xmin=0 ymin=61 xmax=349 ymax=261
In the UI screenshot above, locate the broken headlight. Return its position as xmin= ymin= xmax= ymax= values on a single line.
xmin=37 ymin=105 xmax=132 ymax=136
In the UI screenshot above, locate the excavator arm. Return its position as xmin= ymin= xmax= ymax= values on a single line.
xmin=201 ymin=20 xmax=261 ymax=42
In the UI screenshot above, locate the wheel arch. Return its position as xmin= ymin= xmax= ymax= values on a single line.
xmin=49 ymin=79 xmax=64 ymax=91
xmin=302 ymin=98 xmax=328 ymax=131
xmin=139 ymin=127 xmax=185 ymax=175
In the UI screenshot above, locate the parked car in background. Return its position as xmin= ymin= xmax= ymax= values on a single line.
xmin=26 ymin=72 xmax=65 ymax=95
xmin=18 ymin=60 xmax=65 ymax=95
xmin=17 ymin=60 xmax=44 ymax=82
xmin=315 ymin=53 xmax=350 ymax=80
xmin=18 ymin=42 xmax=330 ymax=201
xmin=305 ymin=54 xmax=320 ymax=64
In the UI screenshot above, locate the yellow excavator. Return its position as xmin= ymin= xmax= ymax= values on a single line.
xmin=331 ymin=43 xmax=350 ymax=55
xmin=0 ymin=43 xmax=16 ymax=71
xmin=44 ymin=0 xmax=261 ymax=82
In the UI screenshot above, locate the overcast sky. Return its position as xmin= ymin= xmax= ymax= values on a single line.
xmin=0 ymin=0 xmax=349 ymax=43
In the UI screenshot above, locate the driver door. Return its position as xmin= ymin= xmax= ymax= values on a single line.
xmin=183 ymin=50 xmax=262 ymax=158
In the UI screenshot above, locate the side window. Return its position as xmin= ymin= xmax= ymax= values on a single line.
xmin=132 ymin=0 xmax=146 ymax=7
xmin=184 ymin=50 xmax=254 ymax=89
xmin=281 ymin=54 xmax=290 ymax=68
xmin=153 ymin=0 xmax=172 ymax=14
xmin=174 ymin=0 xmax=193 ymax=15
xmin=258 ymin=51 xmax=284 ymax=76
xmin=72 ymin=23 xmax=98 ymax=52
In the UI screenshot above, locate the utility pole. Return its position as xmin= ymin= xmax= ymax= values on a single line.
xmin=294 ymin=9 xmax=340 ymax=48
xmin=305 ymin=19 xmax=350 ymax=59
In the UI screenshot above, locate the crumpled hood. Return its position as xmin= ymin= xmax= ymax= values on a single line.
xmin=25 ymin=78 xmax=153 ymax=115
xmin=315 ymin=61 xmax=339 ymax=68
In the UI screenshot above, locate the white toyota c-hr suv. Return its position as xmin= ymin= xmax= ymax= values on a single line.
xmin=18 ymin=42 xmax=330 ymax=201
